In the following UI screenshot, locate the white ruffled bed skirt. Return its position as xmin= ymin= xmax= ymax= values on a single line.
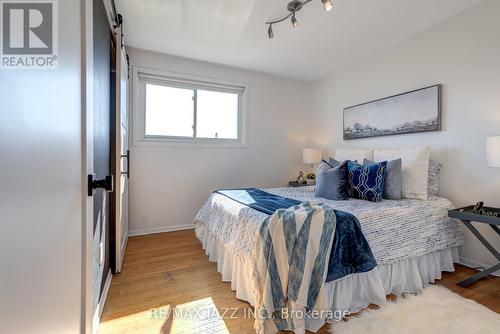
xmin=195 ymin=223 xmax=459 ymax=333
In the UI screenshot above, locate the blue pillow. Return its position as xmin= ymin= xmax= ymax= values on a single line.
xmin=315 ymin=161 xmax=349 ymax=200
xmin=347 ymin=160 xmax=387 ymax=202
xmin=364 ymin=158 xmax=402 ymax=200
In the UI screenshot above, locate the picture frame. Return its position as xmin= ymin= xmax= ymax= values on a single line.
xmin=343 ymin=84 xmax=442 ymax=140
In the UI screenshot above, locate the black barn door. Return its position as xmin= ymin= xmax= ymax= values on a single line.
xmin=91 ymin=0 xmax=113 ymax=313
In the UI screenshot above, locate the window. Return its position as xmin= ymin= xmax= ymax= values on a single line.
xmin=137 ymin=70 xmax=245 ymax=146
xmin=145 ymin=84 xmax=195 ymax=137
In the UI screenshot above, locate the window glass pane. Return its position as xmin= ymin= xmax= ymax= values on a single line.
xmin=145 ymin=84 xmax=194 ymax=137
xmin=196 ymin=90 xmax=239 ymax=139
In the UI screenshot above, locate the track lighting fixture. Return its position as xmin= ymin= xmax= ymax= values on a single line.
xmin=265 ymin=0 xmax=334 ymax=39
xmin=322 ymin=0 xmax=333 ymax=12
xmin=291 ymin=13 xmax=299 ymax=29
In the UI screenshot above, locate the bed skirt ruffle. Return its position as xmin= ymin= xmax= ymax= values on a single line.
xmin=195 ymin=222 xmax=459 ymax=333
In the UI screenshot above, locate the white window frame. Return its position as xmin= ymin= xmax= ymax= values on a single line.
xmin=132 ymin=66 xmax=248 ymax=148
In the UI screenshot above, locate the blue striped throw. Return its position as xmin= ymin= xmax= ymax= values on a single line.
xmin=255 ymin=202 xmax=337 ymax=332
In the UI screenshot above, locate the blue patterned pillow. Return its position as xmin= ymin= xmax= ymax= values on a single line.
xmin=347 ymin=160 xmax=387 ymax=202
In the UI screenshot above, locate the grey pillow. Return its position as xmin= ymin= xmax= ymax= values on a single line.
xmin=428 ymin=160 xmax=442 ymax=196
xmin=327 ymin=157 xmax=356 ymax=167
xmin=364 ymin=158 xmax=402 ymax=200
xmin=315 ymin=161 xmax=349 ymax=200
xmin=327 ymin=158 xmax=340 ymax=167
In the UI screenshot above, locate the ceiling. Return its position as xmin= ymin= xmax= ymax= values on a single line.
xmin=115 ymin=0 xmax=485 ymax=81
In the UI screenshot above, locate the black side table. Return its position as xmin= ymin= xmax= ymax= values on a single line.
xmin=448 ymin=205 xmax=500 ymax=287
xmin=288 ymin=181 xmax=310 ymax=187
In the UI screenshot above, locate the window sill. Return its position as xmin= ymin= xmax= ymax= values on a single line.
xmin=134 ymin=136 xmax=248 ymax=149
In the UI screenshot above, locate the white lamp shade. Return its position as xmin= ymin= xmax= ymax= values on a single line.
xmin=486 ymin=136 xmax=500 ymax=167
xmin=303 ymin=148 xmax=322 ymax=164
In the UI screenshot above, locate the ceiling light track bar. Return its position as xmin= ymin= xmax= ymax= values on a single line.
xmin=265 ymin=0 xmax=334 ymax=39
xmin=265 ymin=0 xmax=312 ymax=25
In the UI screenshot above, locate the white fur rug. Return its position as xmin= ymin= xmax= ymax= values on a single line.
xmin=331 ymin=285 xmax=500 ymax=334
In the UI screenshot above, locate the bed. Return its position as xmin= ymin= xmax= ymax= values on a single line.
xmin=194 ymin=185 xmax=464 ymax=332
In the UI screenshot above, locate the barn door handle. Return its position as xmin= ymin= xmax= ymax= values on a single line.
xmin=121 ymin=150 xmax=130 ymax=179
xmin=88 ymin=175 xmax=114 ymax=196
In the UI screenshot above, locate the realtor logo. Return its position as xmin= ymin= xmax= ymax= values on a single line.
xmin=1 ymin=0 xmax=58 ymax=69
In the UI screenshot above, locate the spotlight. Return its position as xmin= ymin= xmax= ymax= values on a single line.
xmin=322 ymin=0 xmax=333 ymax=12
xmin=265 ymin=0 xmax=334 ymax=39
xmin=291 ymin=13 xmax=299 ymax=29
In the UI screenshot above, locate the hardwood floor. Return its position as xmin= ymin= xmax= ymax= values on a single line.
xmin=99 ymin=230 xmax=499 ymax=334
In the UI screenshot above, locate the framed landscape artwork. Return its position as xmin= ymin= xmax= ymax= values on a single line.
xmin=343 ymin=85 xmax=442 ymax=140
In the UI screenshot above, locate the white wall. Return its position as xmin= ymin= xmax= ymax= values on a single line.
xmin=127 ymin=48 xmax=310 ymax=235
xmin=0 ymin=0 xmax=84 ymax=333
xmin=309 ymin=0 xmax=500 ymax=273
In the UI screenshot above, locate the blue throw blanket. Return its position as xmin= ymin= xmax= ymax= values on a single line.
xmin=326 ymin=210 xmax=377 ymax=282
xmin=214 ymin=188 xmax=376 ymax=283
xmin=215 ymin=188 xmax=301 ymax=215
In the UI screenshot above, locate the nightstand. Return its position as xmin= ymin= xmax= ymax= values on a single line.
xmin=448 ymin=205 xmax=500 ymax=287
xmin=288 ymin=181 xmax=309 ymax=187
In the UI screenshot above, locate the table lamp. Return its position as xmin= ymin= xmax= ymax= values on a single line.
xmin=477 ymin=136 xmax=500 ymax=214
xmin=301 ymin=148 xmax=322 ymax=185
xmin=302 ymin=148 xmax=322 ymax=172
xmin=486 ymin=136 xmax=500 ymax=167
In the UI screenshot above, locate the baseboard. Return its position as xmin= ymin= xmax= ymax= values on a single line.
xmin=128 ymin=224 xmax=195 ymax=237
xmin=459 ymin=256 xmax=500 ymax=277
xmin=92 ymin=269 xmax=113 ymax=334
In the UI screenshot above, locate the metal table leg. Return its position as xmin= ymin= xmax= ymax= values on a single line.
xmin=491 ymin=224 xmax=500 ymax=236
xmin=457 ymin=262 xmax=500 ymax=287
xmin=458 ymin=220 xmax=500 ymax=287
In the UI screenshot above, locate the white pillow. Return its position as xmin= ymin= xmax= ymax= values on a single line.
xmin=335 ymin=148 xmax=373 ymax=162
xmin=374 ymin=146 xmax=430 ymax=200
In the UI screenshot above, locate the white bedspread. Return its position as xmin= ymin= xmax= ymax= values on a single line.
xmin=194 ymin=186 xmax=464 ymax=267
xmin=194 ymin=186 xmax=464 ymax=333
